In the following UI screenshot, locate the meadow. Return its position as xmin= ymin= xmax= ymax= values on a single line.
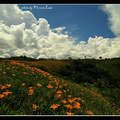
xmin=0 ymin=57 xmax=120 ymax=115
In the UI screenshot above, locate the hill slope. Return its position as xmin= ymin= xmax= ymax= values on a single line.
xmin=0 ymin=59 xmax=120 ymax=115
xmin=24 ymin=58 xmax=120 ymax=109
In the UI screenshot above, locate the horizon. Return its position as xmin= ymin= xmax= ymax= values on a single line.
xmin=0 ymin=55 xmax=120 ymax=60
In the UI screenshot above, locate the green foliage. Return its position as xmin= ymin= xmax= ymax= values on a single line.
xmin=23 ymin=57 xmax=120 ymax=109
xmin=37 ymin=65 xmax=48 ymax=72
xmin=0 ymin=57 xmax=120 ymax=115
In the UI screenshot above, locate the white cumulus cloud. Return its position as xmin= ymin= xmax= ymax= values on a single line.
xmin=0 ymin=4 xmax=120 ymax=59
xmin=101 ymin=4 xmax=120 ymax=36
xmin=53 ymin=26 xmax=66 ymax=33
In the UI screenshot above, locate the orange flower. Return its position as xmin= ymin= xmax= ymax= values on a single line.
xmin=0 ymin=94 xmax=4 ymax=98
xmin=59 ymin=85 xmax=62 ymax=88
xmin=68 ymin=99 xmax=74 ymax=103
xmin=86 ymin=110 xmax=94 ymax=115
xmin=2 ymin=72 xmax=6 ymax=74
xmin=72 ymin=97 xmax=77 ymax=102
xmin=23 ymin=72 xmax=27 ymax=74
xmin=54 ymin=78 xmax=57 ymax=83
xmin=55 ymin=86 xmax=58 ymax=89
xmin=6 ymin=84 xmax=11 ymax=88
xmin=56 ymin=90 xmax=62 ymax=94
xmin=50 ymin=104 xmax=60 ymax=110
xmin=63 ymin=90 xmax=66 ymax=93
xmin=68 ymin=95 xmax=72 ymax=98
xmin=29 ymin=86 xmax=33 ymax=89
xmin=77 ymin=97 xmax=85 ymax=103
xmin=77 ymin=97 xmax=81 ymax=101
xmin=61 ymin=99 xmax=67 ymax=104
xmin=64 ymin=104 xmax=72 ymax=110
xmin=66 ymin=112 xmax=73 ymax=115
xmin=74 ymin=104 xmax=81 ymax=110
xmin=47 ymin=84 xmax=53 ymax=88
xmin=75 ymin=102 xmax=80 ymax=106
xmin=3 ymin=91 xmax=12 ymax=96
xmin=29 ymin=89 xmax=34 ymax=96
xmin=1 ymin=86 xmax=6 ymax=90
xmin=32 ymin=104 xmax=38 ymax=111
xmin=22 ymin=82 xmax=26 ymax=86
xmin=37 ymin=83 xmax=42 ymax=87
xmin=48 ymin=75 xmax=53 ymax=81
xmin=58 ymin=80 xmax=60 ymax=84
xmin=56 ymin=94 xmax=62 ymax=98
xmin=62 ymin=80 xmax=64 ymax=83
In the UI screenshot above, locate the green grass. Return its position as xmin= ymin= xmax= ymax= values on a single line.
xmin=25 ymin=58 xmax=120 ymax=109
xmin=0 ymin=59 xmax=120 ymax=115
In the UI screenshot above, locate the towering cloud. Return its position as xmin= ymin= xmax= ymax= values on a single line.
xmin=0 ymin=4 xmax=37 ymax=28
xmin=101 ymin=4 xmax=120 ymax=36
xmin=0 ymin=4 xmax=120 ymax=59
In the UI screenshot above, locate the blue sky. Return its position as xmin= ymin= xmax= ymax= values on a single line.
xmin=19 ymin=4 xmax=115 ymax=42
xmin=0 ymin=4 xmax=120 ymax=59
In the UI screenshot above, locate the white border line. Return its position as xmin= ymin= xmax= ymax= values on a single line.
xmin=0 ymin=3 xmax=120 ymax=117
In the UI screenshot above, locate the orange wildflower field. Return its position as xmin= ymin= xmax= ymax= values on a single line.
xmin=0 ymin=59 xmax=119 ymax=115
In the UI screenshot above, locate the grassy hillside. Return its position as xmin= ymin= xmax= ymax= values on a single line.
xmin=0 ymin=58 xmax=120 ymax=115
